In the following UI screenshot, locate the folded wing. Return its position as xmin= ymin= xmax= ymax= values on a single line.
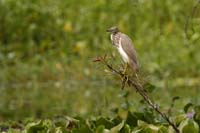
xmin=120 ymin=33 xmax=139 ymax=72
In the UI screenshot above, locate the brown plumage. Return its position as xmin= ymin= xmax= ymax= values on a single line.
xmin=106 ymin=26 xmax=139 ymax=72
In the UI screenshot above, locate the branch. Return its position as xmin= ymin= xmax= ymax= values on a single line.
xmin=93 ymin=55 xmax=180 ymax=133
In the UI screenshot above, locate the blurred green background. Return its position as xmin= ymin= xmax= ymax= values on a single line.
xmin=0 ymin=0 xmax=200 ymax=121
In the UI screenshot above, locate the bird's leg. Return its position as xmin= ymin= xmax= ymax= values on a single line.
xmin=121 ymin=74 xmax=129 ymax=90
xmin=121 ymin=63 xmax=128 ymax=80
xmin=123 ymin=63 xmax=128 ymax=75
xmin=121 ymin=63 xmax=129 ymax=90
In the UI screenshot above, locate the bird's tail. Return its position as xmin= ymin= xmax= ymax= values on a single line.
xmin=129 ymin=61 xmax=142 ymax=84
xmin=129 ymin=64 xmax=148 ymax=94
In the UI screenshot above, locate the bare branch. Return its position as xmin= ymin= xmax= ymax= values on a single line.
xmin=96 ymin=55 xmax=180 ymax=133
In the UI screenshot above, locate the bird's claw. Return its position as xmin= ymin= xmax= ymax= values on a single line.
xmin=121 ymin=75 xmax=129 ymax=90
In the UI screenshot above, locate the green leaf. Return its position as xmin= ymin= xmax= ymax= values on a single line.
xmin=27 ymin=119 xmax=53 ymax=132
xmin=25 ymin=120 xmax=49 ymax=133
xmin=168 ymin=126 xmax=175 ymax=133
xmin=158 ymin=126 xmax=168 ymax=133
xmin=139 ymin=125 xmax=159 ymax=133
xmin=194 ymin=105 xmax=200 ymax=126
xmin=55 ymin=127 xmax=64 ymax=133
xmin=194 ymin=105 xmax=200 ymax=113
xmin=95 ymin=117 xmax=114 ymax=129
xmin=42 ymin=119 xmax=53 ymax=129
xmin=143 ymin=110 xmax=155 ymax=124
xmin=126 ymin=111 xmax=138 ymax=127
xmin=121 ymin=124 xmax=131 ymax=133
xmin=137 ymin=120 xmax=148 ymax=127
xmin=54 ymin=116 xmax=68 ymax=127
xmin=143 ymin=82 xmax=156 ymax=93
xmin=174 ymin=114 xmax=187 ymax=126
xmin=111 ymin=116 xmax=122 ymax=125
xmin=119 ymin=91 xmax=130 ymax=98
xmin=8 ymin=128 xmax=22 ymax=133
xmin=172 ymin=96 xmax=180 ymax=102
xmin=72 ymin=125 xmax=93 ymax=133
xmin=179 ymin=119 xmax=199 ymax=133
xmin=137 ymin=120 xmax=165 ymax=133
xmin=133 ymin=112 xmax=144 ymax=120
xmin=132 ymin=129 xmax=142 ymax=133
xmin=54 ymin=119 xmax=68 ymax=128
xmin=110 ymin=120 xmax=124 ymax=132
xmin=184 ymin=103 xmax=193 ymax=113
xmin=95 ymin=125 xmax=105 ymax=133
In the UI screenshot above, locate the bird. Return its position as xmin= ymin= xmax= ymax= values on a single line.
xmin=106 ymin=26 xmax=139 ymax=74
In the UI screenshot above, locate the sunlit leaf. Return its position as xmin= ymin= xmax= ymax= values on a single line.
xmin=139 ymin=124 xmax=159 ymax=133
xmin=110 ymin=120 xmax=124 ymax=132
xmin=158 ymin=126 xmax=168 ymax=133
xmin=137 ymin=120 xmax=148 ymax=127
xmin=120 ymin=124 xmax=131 ymax=133
xmin=174 ymin=114 xmax=187 ymax=126
xmin=55 ymin=127 xmax=64 ymax=133
xmin=179 ymin=119 xmax=199 ymax=133
xmin=95 ymin=125 xmax=105 ymax=133
xmin=25 ymin=120 xmax=49 ymax=133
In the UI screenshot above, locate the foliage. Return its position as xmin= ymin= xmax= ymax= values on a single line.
xmin=0 ymin=0 xmax=200 ymax=132
xmin=0 ymin=106 xmax=200 ymax=132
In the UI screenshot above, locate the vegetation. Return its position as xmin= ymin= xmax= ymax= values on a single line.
xmin=0 ymin=0 xmax=200 ymax=132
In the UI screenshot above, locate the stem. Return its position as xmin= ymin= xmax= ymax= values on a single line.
xmin=102 ymin=60 xmax=180 ymax=133
xmin=128 ymin=80 xmax=180 ymax=133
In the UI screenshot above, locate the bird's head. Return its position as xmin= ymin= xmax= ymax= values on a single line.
xmin=106 ymin=26 xmax=119 ymax=34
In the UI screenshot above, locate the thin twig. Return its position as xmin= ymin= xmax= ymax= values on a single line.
xmin=95 ymin=56 xmax=180 ymax=133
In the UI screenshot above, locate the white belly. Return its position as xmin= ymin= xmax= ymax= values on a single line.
xmin=117 ymin=44 xmax=129 ymax=63
xmin=111 ymin=34 xmax=129 ymax=63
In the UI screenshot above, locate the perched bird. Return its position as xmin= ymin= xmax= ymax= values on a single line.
xmin=106 ymin=26 xmax=139 ymax=73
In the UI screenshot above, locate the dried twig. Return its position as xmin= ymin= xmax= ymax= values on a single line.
xmin=93 ymin=55 xmax=180 ymax=133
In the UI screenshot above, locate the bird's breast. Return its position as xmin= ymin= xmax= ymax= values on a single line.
xmin=117 ymin=42 xmax=129 ymax=63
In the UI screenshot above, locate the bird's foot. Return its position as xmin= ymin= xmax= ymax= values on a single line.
xmin=121 ymin=74 xmax=129 ymax=90
xmin=122 ymin=63 xmax=128 ymax=75
xmin=120 ymin=63 xmax=129 ymax=90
